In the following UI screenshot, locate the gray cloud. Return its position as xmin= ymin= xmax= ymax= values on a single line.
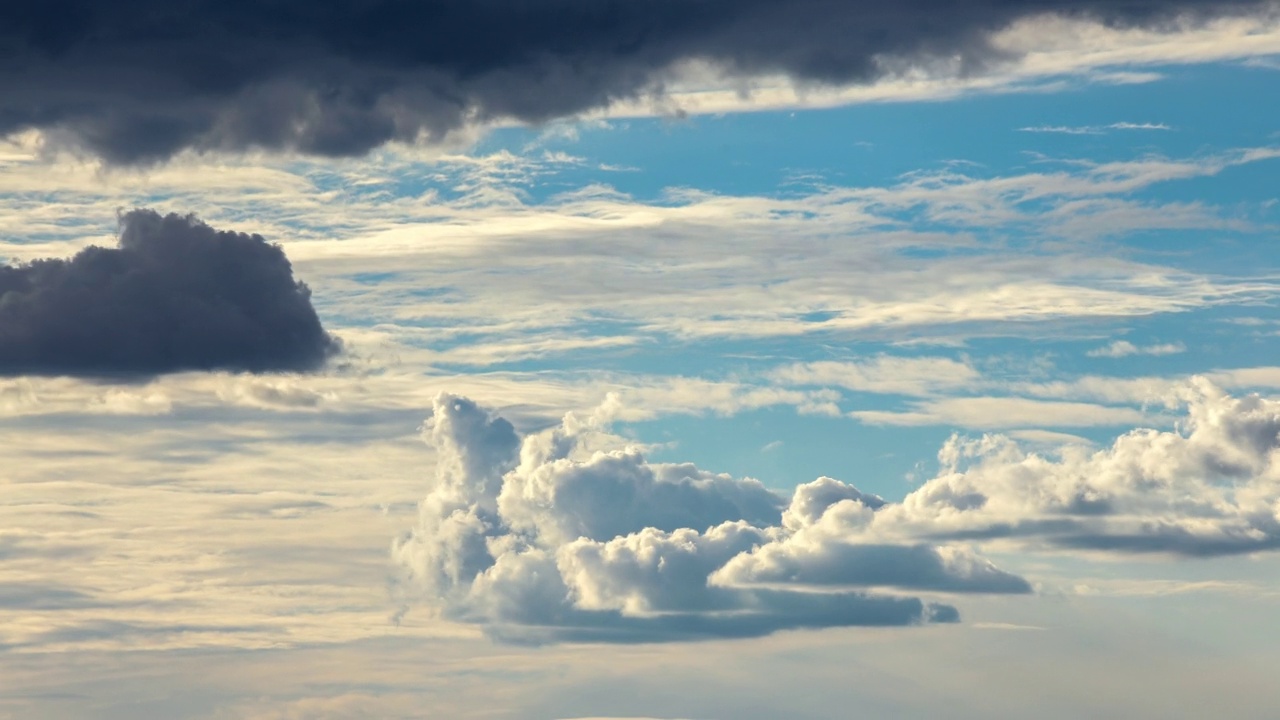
xmin=393 ymin=394 xmax=1024 ymax=643
xmin=0 ymin=583 xmax=102 ymax=610
xmin=0 ymin=210 xmax=340 ymax=376
xmin=0 ymin=0 xmax=1270 ymax=163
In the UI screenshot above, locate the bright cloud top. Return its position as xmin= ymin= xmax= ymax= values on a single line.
xmin=869 ymin=379 xmax=1280 ymax=555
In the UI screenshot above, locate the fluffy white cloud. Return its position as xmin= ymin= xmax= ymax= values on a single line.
xmin=393 ymin=394 xmax=1026 ymax=643
xmin=397 ymin=380 xmax=1280 ymax=644
xmin=711 ymin=478 xmax=1031 ymax=594
xmin=869 ymin=379 xmax=1280 ymax=556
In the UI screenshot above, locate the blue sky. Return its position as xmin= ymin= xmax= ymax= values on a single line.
xmin=3 ymin=8 xmax=1280 ymax=719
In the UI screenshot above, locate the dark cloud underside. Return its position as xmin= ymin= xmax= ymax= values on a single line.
xmin=0 ymin=0 xmax=1269 ymax=162
xmin=0 ymin=210 xmax=339 ymax=376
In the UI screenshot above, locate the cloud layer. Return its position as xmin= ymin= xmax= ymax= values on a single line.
xmin=0 ymin=210 xmax=339 ymax=376
xmin=0 ymin=0 xmax=1271 ymax=162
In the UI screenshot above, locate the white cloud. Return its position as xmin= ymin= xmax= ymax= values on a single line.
xmin=391 ymin=380 xmax=1280 ymax=644
xmin=1242 ymin=55 xmax=1280 ymax=70
xmin=851 ymin=397 xmax=1148 ymax=429
xmin=393 ymin=394 xmax=1028 ymax=642
xmin=771 ymin=356 xmax=979 ymax=397
xmin=1087 ymin=340 xmax=1186 ymax=358
xmin=1008 ymin=429 xmax=1097 ymax=447
xmin=1019 ymin=125 xmax=1108 ymax=136
xmin=1019 ymin=122 xmax=1173 ymax=135
xmin=868 ymin=379 xmax=1280 ymax=556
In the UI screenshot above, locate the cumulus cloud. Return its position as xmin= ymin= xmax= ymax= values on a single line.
xmin=711 ymin=478 xmax=1033 ymax=594
xmin=0 ymin=0 xmax=1270 ymax=163
xmin=395 ymin=380 xmax=1280 ymax=642
xmin=0 ymin=210 xmax=340 ymax=376
xmin=393 ymin=395 xmax=1028 ymax=643
xmin=869 ymin=379 xmax=1280 ymax=556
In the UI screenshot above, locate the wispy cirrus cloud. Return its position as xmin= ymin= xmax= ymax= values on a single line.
xmin=390 ymin=379 xmax=1280 ymax=643
xmin=2 ymin=144 xmax=1276 ymax=368
xmin=1019 ymin=122 xmax=1173 ymax=135
xmin=1087 ymin=340 xmax=1187 ymax=358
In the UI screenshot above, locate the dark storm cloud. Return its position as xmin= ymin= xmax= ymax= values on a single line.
xmin=0 ymin=210 xmax=340 ymax=376
xmin=0 ymin=0 xmax=1270 ymax=162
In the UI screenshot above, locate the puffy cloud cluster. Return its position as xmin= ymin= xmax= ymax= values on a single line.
xmin=396 ymin=380 xmax=1280 ymax=642
xmin=394 ymin=395 xmax=1026 ymax=643
xmin=0 ymin=210 xmax=340 ymax=376
xmin=866 ymin=379 xmax=1280 ymax=556
xmin=711 ymin=481 xmax=1032 ymax=594
xmin=0 ymin=0 xmax=1271 ymax=163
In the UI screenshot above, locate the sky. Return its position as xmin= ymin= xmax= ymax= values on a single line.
xmin=3 ymin=2 xmax=1280 ymax=718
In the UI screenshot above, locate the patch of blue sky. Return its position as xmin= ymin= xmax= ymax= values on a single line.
xmin=344 ymin=272 xmax=404 ymax=286
xmin=465 ymin=62 xmax=1276 ymax=204
xmin=959 ymin=311 xmax=1273 ymax=373
xmin=622 ymin=406 xmax=955 ymax=499
xmin=1111 ymin=229 xmax=1280 ymax=276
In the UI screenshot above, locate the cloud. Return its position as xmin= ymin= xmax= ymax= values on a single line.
xmin=1087 ymin=340 xmax=1186 ymax=358
xmin=851 ymin=396 xmax=1148 ymax=429
xmin=393 ymin=394 xmax=1029 ymax=643
xmin=0 ymin=210 xmax=340 ymax=376
xmin=1243 ymin=55 xmax=1280 ymax=69
xmin=869 ymin=379 xmax=1280 ymax=556
xmin=1109 ymin=122 xmax=1174 ymax=131
xmin=1019 ymin=122 xmax=1174 ymax=134
xmin=770 ymin=356 xmax=980 ymax=397
xmin=0 ymin=0 xmax=1271 ymax=163
xmin=710 ymin=478 xmax=1033 ymax=594
xmin=1 ymin=144 xmax=1276 ymax=358
xmin=393 ymin=380 xmax=1280 ymax=646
